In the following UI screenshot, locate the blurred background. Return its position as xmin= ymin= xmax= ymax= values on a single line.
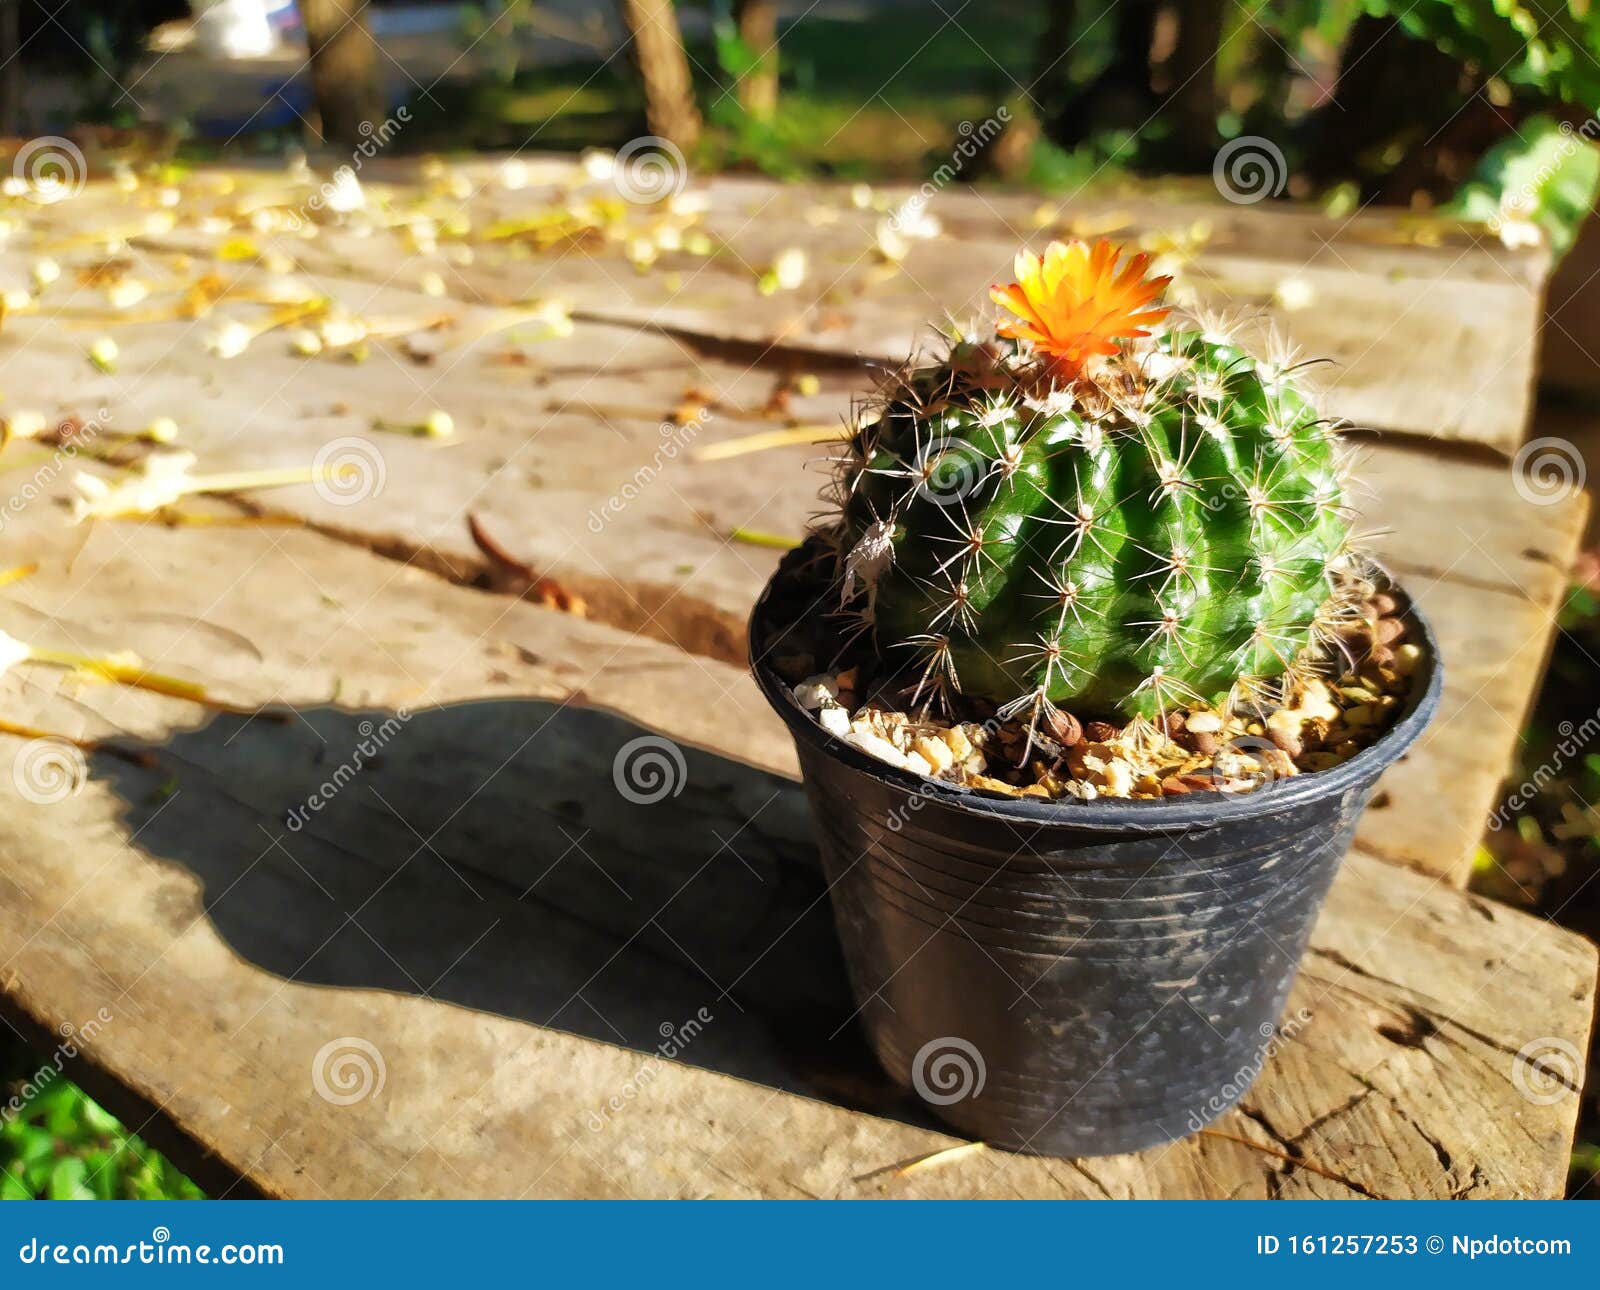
xmin=2 ymin=1 xmax=1597 ymax=225
xmin=1 ymin=0 xmax=1598 ymax=1198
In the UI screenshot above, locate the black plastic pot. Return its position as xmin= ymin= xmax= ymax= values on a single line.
xmin=750 ymin=572 xmax=1442 ymax=1158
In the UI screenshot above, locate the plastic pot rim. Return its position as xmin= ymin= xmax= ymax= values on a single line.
xmin=749 ymin=569 xmax=1444 ymax=836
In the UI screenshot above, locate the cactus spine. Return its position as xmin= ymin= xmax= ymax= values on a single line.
xmin=822 ymin=240 xmax=1354 ymax=722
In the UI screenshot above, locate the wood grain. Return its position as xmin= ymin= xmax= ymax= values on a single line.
xmin=0 ymin=513 xmax=1591 ymax=1199
xmin=0 ymin=166 xmax=1575 ymax=887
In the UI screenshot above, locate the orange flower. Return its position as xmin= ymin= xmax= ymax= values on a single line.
xmin=990 ymin=239 xmax=1171 ymax=379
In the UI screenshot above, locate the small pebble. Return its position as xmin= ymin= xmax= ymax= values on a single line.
xmin=1374 ymin=617 xmax=1407 ymax=646
xmin=846 ymin=729 xmax=907 ymax=769
xmin=818 ymin=707 xmax=850 ymax=737
xmin=788 ymin=581 xmax=1417 ymax=798
xmin=1258 ymin=748 xmax=1298 ymax=779
xmin=793 ymin=676 xmax=838 ymax=710
xmin=914 ymin=735 xmax=954 ymax=774
xmin=943 ymin=726 xmax=973 ymax=761
xmin=1265 ymin=710 xmax=1303 ymax=758
xmin=1045 ymin=708 xmax=1083 ymax=745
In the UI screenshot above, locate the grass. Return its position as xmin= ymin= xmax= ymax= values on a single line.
xmin=398 ymin=0 xmax=1122 ymax=183
xmin=1 ymin=1036 xmax=201 ymax=1200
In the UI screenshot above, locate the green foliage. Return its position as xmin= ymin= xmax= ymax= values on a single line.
xmin=830 ymin=331 xmax=1351 ymax=719
xmin=1448 ymin=115 xmax=1600 ymax=256
xmin=704 ymin=82 xmax=811 ymax=181
xmin=459 ymin=0 xmax=543 ymax=87
xmin=712 ymin=16 xmax=763 ymax=85
xmin=1 ymin=1068 xmax=202 ymax=1201
xmin=1361 ymin=0 xmax=1600 ymax=106
xmin=1025 ymin=134 xmax=1137 ymax=193
xmin=73 ymin=10 xmax=148 ymax=126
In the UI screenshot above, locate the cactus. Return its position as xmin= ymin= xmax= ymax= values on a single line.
xmin=821 ymin=239 xmax=1355 ymax=723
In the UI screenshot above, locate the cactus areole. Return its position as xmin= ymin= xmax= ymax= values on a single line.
xmin=822 ymin=239 xmax=1356 ymax=723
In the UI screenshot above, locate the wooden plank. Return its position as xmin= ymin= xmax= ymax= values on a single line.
xmin=0 ymin=172 xmax=1577 ymax=885
xmin=23 ymin=158 xmax=1537 ymax=451
xmin=9 ymin=282 xmax=1577 ymax=883
xmin=284 ymin=157 xmax=1548 ymax=453
xmin=0 ymin=511 xmax=1592 ymax=1198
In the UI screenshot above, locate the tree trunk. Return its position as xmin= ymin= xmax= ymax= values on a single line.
xmin=1048 ymin=0 xmax=1158 ymax=147
xmin=298 ymin=0 xmax=384 ymax=148
xmin=1161 ymin=0 xmax=1223 ymax=164
xmin=619 ymin=0 xmax=701 ymax=151
xmin=1029 ymin=0 xmax=1076 ymax=131
xmin=1301 ymin=15 xmax=1471 ymax=199
xmin=732 ymin=0 xmax=778 ymax=121
xmin=0 ymin=0 xmax=21 ymax=136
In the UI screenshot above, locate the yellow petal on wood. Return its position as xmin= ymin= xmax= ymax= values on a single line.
xmin=894 ymin=1141 xmax=988 ymax=1179
xmin=428 ymin=303 xmax=565 ymax=351
xmin=0 ymin=716 xmax=100 ymax=750
xmin=216 ymin=235 xmax=262 ymax=261
xmin=693 ymin=424 xmax=848 ymax=462
xmin=27 ymin=646 xmax=211 ymax=704
xmin=727 ymin=526 xmax=800 ymax=550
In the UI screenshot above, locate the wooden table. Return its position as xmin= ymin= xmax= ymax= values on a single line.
xmin=0 ymin=156 xmax=1593 ymax=1198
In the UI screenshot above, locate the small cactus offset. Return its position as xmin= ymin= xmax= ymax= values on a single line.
xmin=820 ymin=239 xmax=1357 ymax=723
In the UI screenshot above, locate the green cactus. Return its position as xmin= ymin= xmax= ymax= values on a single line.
xmin=822 ymin=262 xmax=1355 ymax=723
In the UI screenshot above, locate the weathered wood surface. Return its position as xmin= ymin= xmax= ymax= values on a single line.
xmin=14 ymin=155 xmax=1547 ymax=453
xmin=0 ymin=165 xmax=1581 ymax=884
xmin=221 ymin=157 xmax=1556 ymax=451
xmin=0 ymin=510 xmax=1592 ymax=1199
xmin=4 ymin=314 xmax=1587 ymax=886
xmin=0 ymin=164 xmax=1592 ymax=1197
